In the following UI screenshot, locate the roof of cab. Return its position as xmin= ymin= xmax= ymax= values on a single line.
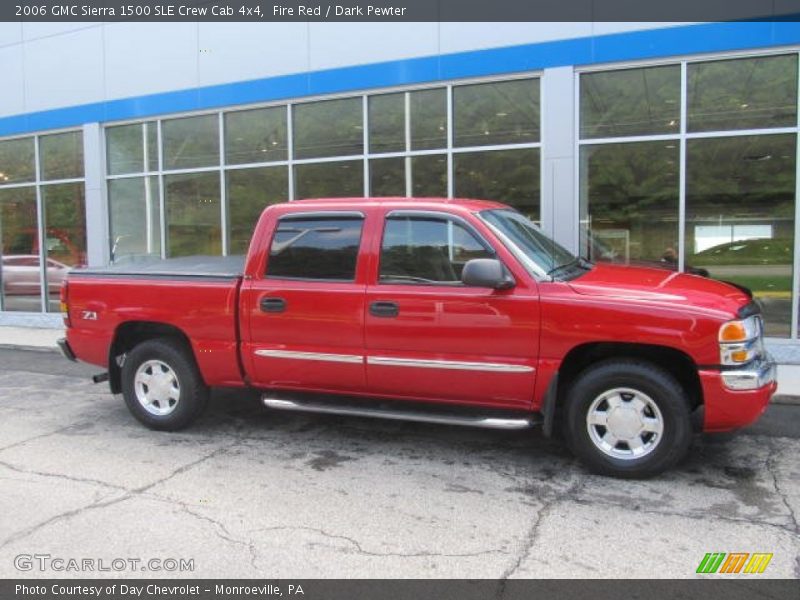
xmin=280 ymin=197 xmax=509 ymax=212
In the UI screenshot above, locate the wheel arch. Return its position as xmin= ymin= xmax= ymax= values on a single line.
xmin=108 ymin=321 xmax=198 ymax=394
xmin=543 ymin=341 xmax=702 ymax=437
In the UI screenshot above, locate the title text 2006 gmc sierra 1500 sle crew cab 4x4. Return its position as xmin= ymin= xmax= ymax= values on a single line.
xmin=58 ymin=198 xmax=776 ymax=478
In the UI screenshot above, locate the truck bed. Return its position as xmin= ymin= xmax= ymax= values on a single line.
xmin=74 ymin=255 xmax=245 ymax=279
xmin=65 ymin=255 xmax=246 ymax=387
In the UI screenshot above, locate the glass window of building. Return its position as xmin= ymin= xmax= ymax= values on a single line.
xmin=294 ymin=161 xmax=364 ymax=199
xmin=0 ymin=187 xmax=39 ymax=312
xmin=579 ymin=141 xmax=679 ymax=264
xmin=410 ymin=88 xmax=447 ymax=150
xmin=162 ymin=114 xmax=220 ymax=170
xmin=686 ymin=134 xmax=795 ymax=337
xmin=369 ymin=93 xmax=405 ymax=154
xmin=41 ymin=183 xmax=86 ymax=311
xmin=688 ymin=54 xmax=798 ymax=132
xmin=40 ymin=131 xmax=84 ymax=181
xmin=227 ymin=167 xmax=288 ymax=254
xmin=455 ymin=148 xmax=540 ymax=220
xmin=411 ymin=154 xmax=447 ymax=197
xmin=0 ymin=137 xmax=35 ymax=184
xmin=0 ymin=130 xmax=86 ymax=313
xmin=370 ymin=157 xmax=405 ymax=196
xmin=581 ymin=65 xmax=681 ymax=138
xmin=266 ymin=216 xmax=364 ymax=281
xmin=109 ymin=177 xmax=162 ymax=262
xmin=107 ymin=122 xmax=158 ymax=175
xmin=164 ymin=172 xmax=221 ymax=257
xmin=225 ymin=107 xmax=287 ymax=165
xmin=453 ymin=79 xmax=540 ymax=147
xmin=293 ymin=97 xmax=363 ymax=159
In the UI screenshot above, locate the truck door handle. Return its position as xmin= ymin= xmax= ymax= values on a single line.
xmin=260 ymin=297 xmax=287 ymax=313
xmin=370 ymin=301 xmax=399 ymax=318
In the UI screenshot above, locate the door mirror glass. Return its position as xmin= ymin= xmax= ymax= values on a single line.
xmin=461 ymin=258 xmax=514 ymax=289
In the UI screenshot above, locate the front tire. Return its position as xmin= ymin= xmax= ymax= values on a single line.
xmin=563 ymin=360 xmax=692 ymax=478
xmin=121 ymin=338 xmax=208 ymax=431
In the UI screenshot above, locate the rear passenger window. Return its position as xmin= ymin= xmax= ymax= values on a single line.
xmin=266 ymin=216 xmax=364 ymax=281
xmin=380 ymin=216 xmax=493 ymax=284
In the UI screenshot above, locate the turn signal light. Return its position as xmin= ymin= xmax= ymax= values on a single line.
xmin=719 ymin=316 xmax=762 ymax=365
xmin=730 ymin=349 xmax=750 ymax=363
xmin=719 ymin=321 xmax=747 ymax=342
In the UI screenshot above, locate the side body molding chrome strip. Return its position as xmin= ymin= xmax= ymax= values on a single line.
xmin=254 ymin=349 xmax=534 ymax=373
xmin=367 ymin=356 xmax=534 ymax=373
xmin=254 ymin=349 xmax=363 ymax=364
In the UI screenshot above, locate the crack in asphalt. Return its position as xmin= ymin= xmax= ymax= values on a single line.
xmin=0 ymin=423 xmax=85 ymax=454
xmin=0 ymin=460 xmax=130 ymax=493
xmin=179 ymin=505 xmax=260 ymax=571
xmin=0 ymin=442 xmax=235 ymax=552
xmin=496 ymin=475 xmax=587 ymax=590
xmin=765 ymin=440 xmax=799 ymax=534
xmin=249 ymin=525 xmax=507 ymax=559
xmin=498 ymin=500 xmax=554 ymax=584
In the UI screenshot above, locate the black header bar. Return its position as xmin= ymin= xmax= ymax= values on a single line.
xmin=3 ymin=0 xmax=800 ymax=22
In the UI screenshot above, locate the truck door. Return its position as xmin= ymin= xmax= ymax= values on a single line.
xmin=364 ymin=210 xmax=539 ymax=409
xmin=243 ymin=211 xmax=368 ymax=392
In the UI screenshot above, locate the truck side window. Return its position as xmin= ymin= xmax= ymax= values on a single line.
xmin=266 ymin=216 xmax=364 ymax=281
xmin=379 ymin=216 xmax=493 ymax=284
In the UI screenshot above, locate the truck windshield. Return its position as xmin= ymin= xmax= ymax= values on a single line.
xmin=479 ymin=209 xmax=587 ymax=279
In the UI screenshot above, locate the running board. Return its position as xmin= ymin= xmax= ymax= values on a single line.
xmin=262 ymin=396 xmax=539 ymax=430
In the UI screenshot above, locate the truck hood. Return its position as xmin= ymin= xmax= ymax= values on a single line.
xmin=567 ymin=263 xmax=750 ymax=316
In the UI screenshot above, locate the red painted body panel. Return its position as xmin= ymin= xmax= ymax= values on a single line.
xmin=66 ymin=277 xmax=244 ymax=387
xmin=64 ymin=197 xmax=773 ymax=433
xmin=699 ymin=370 xmax=776 ymax=432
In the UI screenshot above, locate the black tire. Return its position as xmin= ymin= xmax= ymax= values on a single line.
xmin=121 ymin=337 xmax=209 ymax=431
xmin=563 ymin=359 xmax=692 ymax=478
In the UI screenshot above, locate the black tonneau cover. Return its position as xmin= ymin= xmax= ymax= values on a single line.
xmin=72 ymin=255 xmax=245 ymax=280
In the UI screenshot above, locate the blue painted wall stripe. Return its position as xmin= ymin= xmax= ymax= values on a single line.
xmin=1 ymin=20 xmax=799 ymax=137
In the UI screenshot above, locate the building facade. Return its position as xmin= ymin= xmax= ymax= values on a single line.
xmin=0 ymin=21 xmax=799 ymax=340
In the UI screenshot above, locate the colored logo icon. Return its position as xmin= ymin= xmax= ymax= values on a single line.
xmin=696 ymin=552 xmax=773 ymax=574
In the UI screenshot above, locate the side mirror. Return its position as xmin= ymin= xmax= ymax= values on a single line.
xmin=461 ymin=258 xmax=515 ymax=290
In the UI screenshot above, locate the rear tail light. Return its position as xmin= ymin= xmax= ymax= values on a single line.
xmin=60 ymin=281 xmax=70 ymax=327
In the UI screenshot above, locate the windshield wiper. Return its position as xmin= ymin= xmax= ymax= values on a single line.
xmin=546 ymin=257 xmax=591 ymax=278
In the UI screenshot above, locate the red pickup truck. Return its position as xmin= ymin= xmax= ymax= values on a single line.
xmin=59 ymin=198 xmax=776 ymax=478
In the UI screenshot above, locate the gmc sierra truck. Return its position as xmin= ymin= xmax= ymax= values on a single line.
xmin=59 ymin=198 xmax=776 ymax=478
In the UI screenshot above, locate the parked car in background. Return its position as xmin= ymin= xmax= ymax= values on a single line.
xmin=1 ymin=255 xmax=69 ymax=296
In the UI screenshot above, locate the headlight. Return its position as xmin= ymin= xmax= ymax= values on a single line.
xmin=719 ymin=315 xmax=763 ymax=365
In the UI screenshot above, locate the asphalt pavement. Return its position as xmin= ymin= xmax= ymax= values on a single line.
xmin=0 ymin=348 xmax=798 ymax=578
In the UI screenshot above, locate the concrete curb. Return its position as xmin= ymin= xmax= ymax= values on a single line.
xmin=0 ymin=343 xmax=60 ymax=354
xmin=771 ymin=394 xmax=800 ymax=405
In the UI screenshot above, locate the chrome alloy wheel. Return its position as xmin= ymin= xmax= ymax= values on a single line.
xmin=134 ymin=360 xmax=181 ymax=416
xmin=586 ymin=387 xmax=664 ymax=460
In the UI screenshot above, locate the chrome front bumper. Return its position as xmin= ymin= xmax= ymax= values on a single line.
xmin=721 ymin=354 xmax=776 ymax=391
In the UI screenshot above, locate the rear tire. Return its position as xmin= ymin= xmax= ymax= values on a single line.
xmin=121 ymin=338 xmax=208 ymax=431
xmin=563 ymin=360 xmax=692 ymax=478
